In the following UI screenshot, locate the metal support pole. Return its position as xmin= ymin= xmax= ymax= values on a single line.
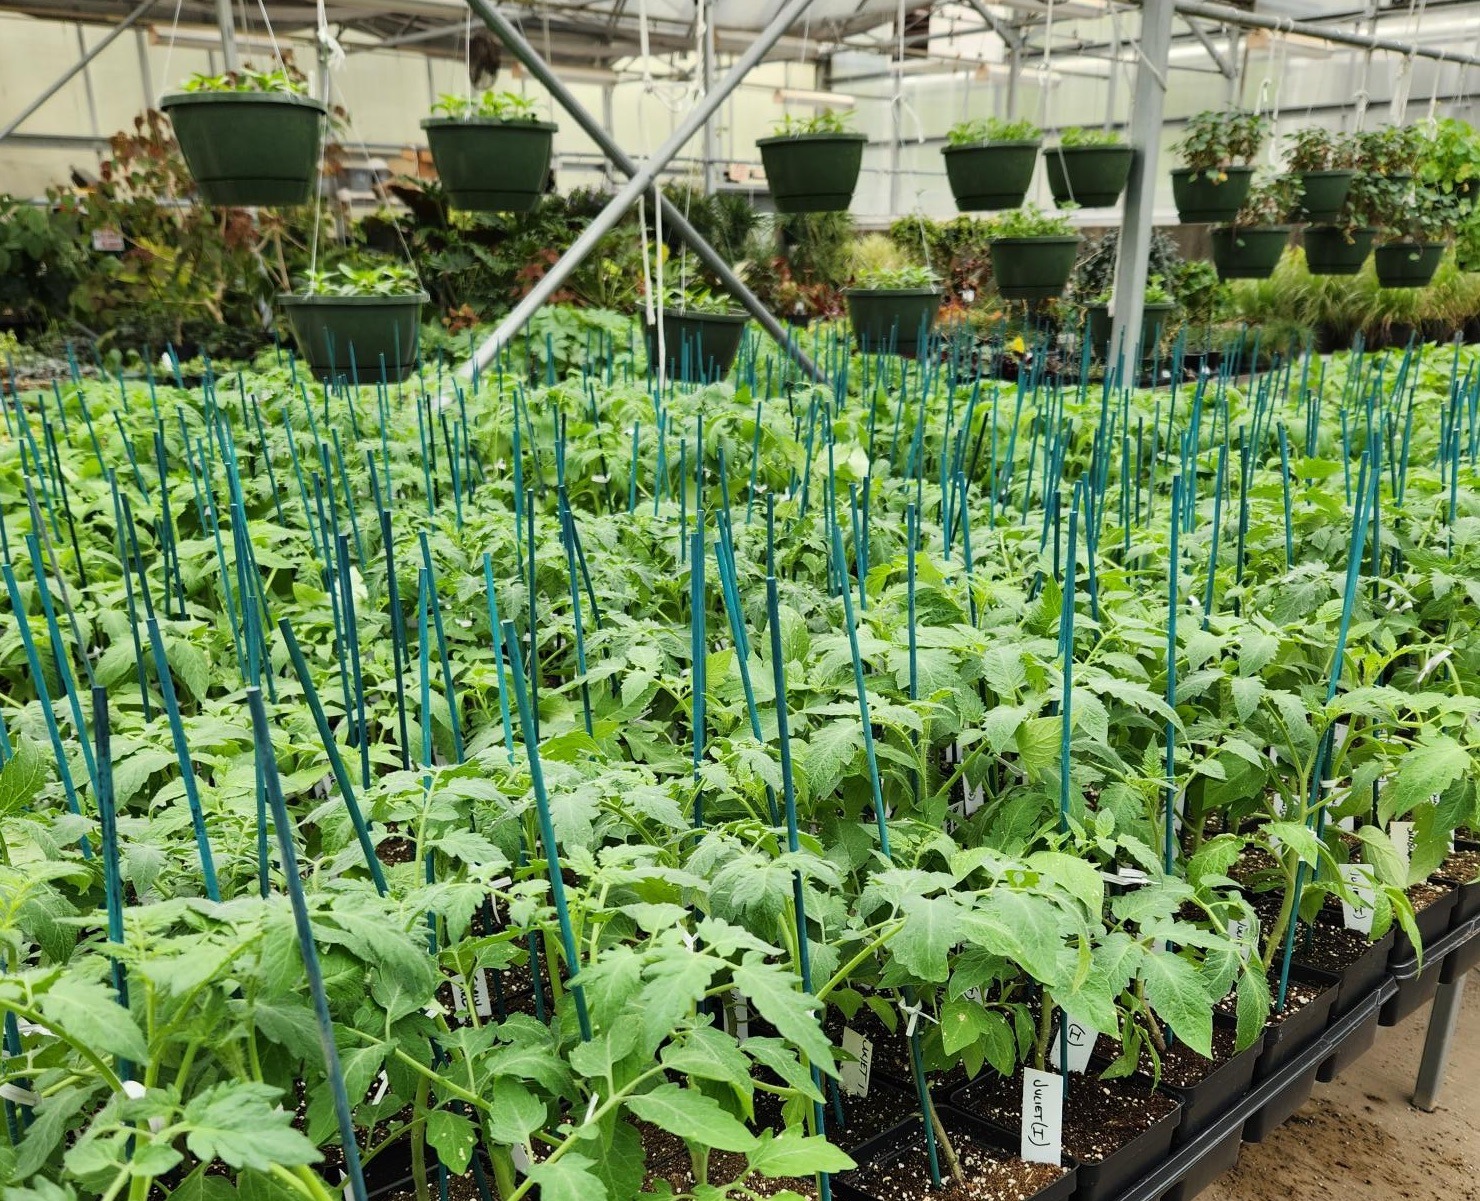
xmin=1108 ymin=0 xmax=1174 ymax=386
xmin=1180 ymin=16 xmax=1236 ymax=79
xmin=135 ymin=28 xmax=155 ymax=109
xmin=464 ymin=0 xmax=825 ymax=383
xmin=701 ymin=10 xmax=719 ymax=194
xmin=0 ymin=0 xmax=158 ymax=144
xmin=216 ymin=0 xmax=240 ymax=71
xmin=75 ymin=25 xmax=101 ymax=138
xmin=1413 ymin=974 xmax=1467 ymax=1112
xmin=1006 ymin=46 xmax=1021 ymax=119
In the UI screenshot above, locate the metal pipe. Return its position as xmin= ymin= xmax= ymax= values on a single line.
xmin=1180 ymin=15 xmax=1235 ymax=78
xmin=75 ymin=24 xmax=101 ymax=137
xmin=215 ymin=0 xmax=239 ymax=70
xmin=464 ymin=0 xmax=826 ymax=383
xmin=1172 ymin=0 xmax=1480 ymax=67
xmin=1412 ymin=974 xmax=1466 ymax=1112
xmin=702 ymin=7 xmax=718 ymax=194
xmin=0 ymin=0 xmax=157 ymax=143
xmin=1108 ymin=0 xmax=1173 ymax=385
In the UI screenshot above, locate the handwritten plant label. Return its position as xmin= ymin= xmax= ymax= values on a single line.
xmin=1021 ymin=1069 xmax=1064 ymax=1165
xmin=1389 ymin=820 xmax=1414 ymax=880
xmin=1341 ymin=863 xmax=1378 ymax=934
xmin=840 ymin=1027 xmax=873 ymax=1098
xmin=1047 ymin=1019 xmax=1096 ymax=1073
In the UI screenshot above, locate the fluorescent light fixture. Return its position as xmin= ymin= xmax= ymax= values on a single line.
xmin=774 ymin=87 xmax=857 ymax=107
xmin=148 ymin=25 xmax=287 ymax=53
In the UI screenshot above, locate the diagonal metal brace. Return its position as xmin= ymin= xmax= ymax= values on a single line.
xmin=463 ymin=0 xmax=826 ymax=384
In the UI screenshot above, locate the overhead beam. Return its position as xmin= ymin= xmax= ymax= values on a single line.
xmin=960 ymin=0 xmax=1023 ymax=53
xmin=1179 ymin=14 xmax=1234 ymax=78
xmin=1172 ymin=0 xmax=1480 ymax=68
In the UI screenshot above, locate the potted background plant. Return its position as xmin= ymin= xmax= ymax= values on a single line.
xmin=841 ymin=235 xmax=942 ymax=357
xmin=757 ymin=110 xmax=868 ymax=213
xmin=279 ymin=262 xmax=428 ymax=381
xmin=1083 ymin=275 xmax=1177 ymax=360
xmin=422 ymin=91 xmax=557 ymax=212
xmin=1171 ymin=109 xmax=1268 ymax=223
xmin=1373 ymin=181 xmax=1457 ymax=289
xmin=1304 ymin=168 xmax=1381 ymax=276
xmin=1210 ymin=176 xmax=1298 ymax=281
xmin=1457 ymin=212 xmax=1480 ymax=273
xmin=1284 ymin=127 xmax=1357 ymax=223
xmin=1046 ymin=125 xmax=1134 ymax=208
xmin=988 ymin=204 xmax=1081 ymax=301
xmin=1422 ymin=116 xmax=1480 ymax=208
xmin=942 ymin=117 xmax=1043 ymax=211
xmin=645 ymin=279 xmax=748 ymax=380
xmin=160 ymin=64 xmax=327 ymax=207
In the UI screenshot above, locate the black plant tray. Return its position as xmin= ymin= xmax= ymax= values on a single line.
xmin=1098 ymin=981 xmax=1393 ymax=1201
xmin=1242 ymin=1062 xmax=1320 ymax=1143
xmin=1317 ymin=998 xmax=1380 ymax=1082
xmin=1384 ymin=910 xmax=1480 ymax=1023
xmin=1390 ymin=886 xmax=1459 ymax=964
xmin=1436 ymin=840 xmax=1480 ymax=925
xmin=1157 ymin=1125 xmax=1242 ymax=1201
xmin=830 ymin=1105 xmax=1078 ymax=1201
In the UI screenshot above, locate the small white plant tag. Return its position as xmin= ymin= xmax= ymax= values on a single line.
xmin=472 ymin=969 xmax=493 ymax=1018
xmin=1048 ymin=1019 xmax=1096 ymax=1073
xmin=1021 ymin=1069 xmax=1064 ymax=1165
xmin=1389 ymin=820 xmax=1414 ymax=880
xmin=510 ymin=1143 xmax=531 ymax=1176
xmin=727 ymin=988 xmax=750 ymax=1042
xmin=1341 ymin=863 xmax=1378 ymax=934
xmin=840 ymin=1027 xmax=874 ymax=1098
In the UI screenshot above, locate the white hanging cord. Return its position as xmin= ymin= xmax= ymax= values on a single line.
xmin=251 ymin=0 xmax=290 ymax=83
xmin=1038 ymin=0 xmax=1056 ymax=129
xmin=315 ymin=0 xmax=345 ymax=75
xmin=1266 ymin=25 xmax=1290 ymax=168
xmin=1106 ymin=5 xmax=1122 ymax=131
xmin=156 ymin=0 xmax=185 ymax=103
xmin=639 ymin=192 xmax=656 ymax=325
xmin=465 ymin=9 xmax=474 ymax=105
xmin=1426 ymin=50 xmax=1445 ymax=124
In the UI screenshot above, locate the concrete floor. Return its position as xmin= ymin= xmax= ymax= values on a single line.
xmin=1201 ymin=971 xmax=1480 ymax=1201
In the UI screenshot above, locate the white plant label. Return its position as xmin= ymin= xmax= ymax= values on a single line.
xmin=510 ymin=1143 xmax=531 ymax=1176
xmin=840 ymin=1027 xmax=874 ymax=1098
xmin=727 ymin=988 xmax=750 ymax=1042
xmin=1389 ymin=820 xmax=1414 ymax=879
xmin=1021 ymin=1070 xmax=1064 ymax=1165
xmin=1341 ymin=864 xmax=1378 ymax=934
xmin=953 ymin=742 xmax=986 ymax=816
xmin=1047 ymin=1019 xmax=1096 ymax=1073
xmin=472 ymin=969 xmax=493 ymax=1018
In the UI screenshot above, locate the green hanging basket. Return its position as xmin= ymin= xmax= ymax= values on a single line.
xmin=1084 ymin=301 xmax=1176 ymax=360
xmin=160 ymin=91 xmax=327 ymax=207
xmin=942 ymin=141 xmax=1041 ymax=211
xmin=756 ymin=133 xmax=868 ymax=213
xmin=1210 ymin=226 xmax=1294 ymax=280
xmin=422 ymin=119 xmax=557 ymax=212
xmin=1374 ymin=242 xmax=1445 ymax=289
xmin=279 ymin=293 xmax=429 ymax=382
xmin=989 ymin=236 xmax=1080 ymax=302
xmin=644 ymin=310 xmax=748 ymax=381
xmin=1170 ymin=166 xmax=1257 ymax=224
xmin=1292 ymin=170 xmax=1356 ymax=223
xmin=1045 ymin=145 xmax=1134 ymax=208
xmin=843 ymin=288 xmax=943 ymax=358
xmin=1303 ymin=226 xmax=1376 ymax=276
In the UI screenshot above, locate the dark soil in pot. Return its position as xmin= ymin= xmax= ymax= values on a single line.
xmin=1303 ymin=226 xmax=1376 ymax=275
xmin=1293 ymin=170 xmax=1356 ymax=222
xmin=645 ymin=309 xmax=747 ymax=380
xmin=160 ymin=91 xmax=327 ymax=207
xmin=990 ymin=237 xmax=1079 ymax=302
xmin=279 ymin=293 xmax=428 ymax=383
xmin=758 ymin=132 xmax=868 ymax=213
xmin=1170 ymin=166 xmax=1256 ymax=223
xmin=952 ymin=1069 xmax=1180 ymax=1201
xmin=1435 ymin=844 xmax=1480 ymax=924
xmin=1374 ymin=241 xmax=1445 ymax=288
xmin=1210 ymin=225 xmax=1293 ymax=279
xmin=1121 ymin=1022 xmax=1262 ymax=1143
xmin=833 ymin=1110 xmax=1073 ymax=1201
xmin=1392 ymin=879 xmax=1459 ymax=961
xmin=843 ymin=288 xmax=943 ymax=358
xmin=943 ymin=141 xmax=1041 ymax=211
xmin=422 ymin=118 xmax=556 ymax=212
xmin=1045 ymin=145 xmax=1133 ymax=208
xmin=1216 ymin=969 xmax=1334 ymax=1082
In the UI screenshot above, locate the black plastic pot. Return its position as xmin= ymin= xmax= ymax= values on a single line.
xmin=1045 ymin=145 xmax=1134 ymax=208
xmin=942 ymin=140 xmax=1041 ymax=211
xmin=1317 ymin=1001 xmax=1381 ymax=1083
xmin=422 ymin=118 xmax=556 ymax=212
xmin=831 ymin=1107 xmax=1077 ymax=1201
xmin=160 ymin=91 xmax=327 ymax=207
xmin=843 ymin=288 xmax=942 ymax=358
xmin=1391 ymin=886 xmax=1460 ymax=963
xmin=1441 ymin=929 xmax=1480 ymax=982
xmin=1293 ymin=169 xmax=1356 ymax=222
xmin=1303 ymin=226 xmax=1376 ymax=275
xmin=1210 ymin=225 xmax=1294 ymax=280
xmin=1161 ymin=1126 xmax=1244 ymax=1201
xmin=1084 ymin=301 xmax=1176 ymax=361
xmin=990 ymin=236 xmax=1080 ymax=302
xmin=644 ymin=309 xmax=747 ymax=380
xmin=1244 ymin=967 xmax=1338 ymax=1142
xmin=1381 ymin=886 xmax=1460 ymax=1025
xmin=1324 ymin=926 xmax=1396 ymax=1018
xmin=1438 ymin=841 xmax=1480 ymax=926
xmin=1170 ymin=165 xmax=1257 ymax=223
xmin=757 ymin=132 xmax=868 ymax=213
xmin=1158 ymin=1034 xmax=1264 ymax=1143
xmin=1374 ymin=242 xmax=1446 ymax=288
xmin=279 ymin=292 xmax=429 ymax=382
